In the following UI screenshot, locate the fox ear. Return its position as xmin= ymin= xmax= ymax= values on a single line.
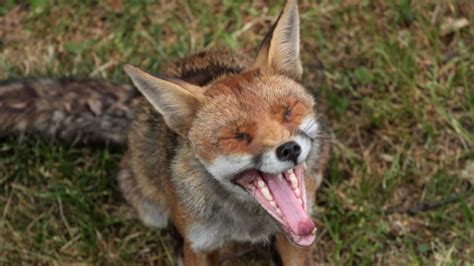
xmin=124 ymin=65 xmax=204 ymax=136
xmin=252 ymin=0 xmax=302 ymax=80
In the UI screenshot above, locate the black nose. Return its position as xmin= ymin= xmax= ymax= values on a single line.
xmin=276 ymin=141 xmax=301 ymax=164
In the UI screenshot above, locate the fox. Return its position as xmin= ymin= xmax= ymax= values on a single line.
xmin=0 ymin=0 xmax=330 ymax=265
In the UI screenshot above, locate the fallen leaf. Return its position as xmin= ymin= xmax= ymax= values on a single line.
xmin=441 ymin=17 xmax=469 ymax=36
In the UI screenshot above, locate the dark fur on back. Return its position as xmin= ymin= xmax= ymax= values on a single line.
xmin=161 ymin=49 xmax=250 ymax=85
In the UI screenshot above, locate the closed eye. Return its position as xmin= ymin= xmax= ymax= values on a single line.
xmin=234 ymin=132 xmax=251 ymax=143
xmin=283 ymin=107 xmax=292 ymax=121
xmin=283 ymin=100 xmax=300 ymax=122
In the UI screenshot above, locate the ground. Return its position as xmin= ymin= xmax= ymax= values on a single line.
xmin=0 ymin=0 xmax=473 ymax=264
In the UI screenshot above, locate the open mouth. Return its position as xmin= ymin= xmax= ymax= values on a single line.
xmin=234 ymin=164 xmax=316 ymax=246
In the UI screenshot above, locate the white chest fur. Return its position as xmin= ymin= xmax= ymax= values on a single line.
xmin=187 ymin=215 xmax=280 ymax=252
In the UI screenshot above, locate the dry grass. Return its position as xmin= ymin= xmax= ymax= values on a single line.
xmin=1 ymin=0 xmax=473 ymax=264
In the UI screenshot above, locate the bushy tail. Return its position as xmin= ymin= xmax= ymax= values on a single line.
xmin=0 ymin=79 xmax=141 ymax=146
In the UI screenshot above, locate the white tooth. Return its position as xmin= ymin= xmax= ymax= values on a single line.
xmin=257 ymin=179 xmax=266 ymax=188
xmin=289 ymin=173 xmax=298 ymax=189
xmin=276 ymin=208 xmax=282 ymax=216
xmin=298 ymin=198 xmax=303 ymax=206
xmin=312 ymin=227 xmax=317 ymax=234
xmin=303 ymin=162 xmax=307 ymax=170
xmin=278 ymin=173 xmax=283 ymax=181
xmin=261 ymin=187 xmax=273 ymax=200
xmin=286 ymin=169 xmax=294 ymax=175
xmin=294 ymin=188 xmax=301 ymax=197
xmin=291 ymin=181 xmax=298 ymax=189
xmin=270 ymin=200 xmax=277 ymax=208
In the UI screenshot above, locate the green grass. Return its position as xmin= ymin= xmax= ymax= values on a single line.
xmin=1 ymin=0 xmax=473 ymax=264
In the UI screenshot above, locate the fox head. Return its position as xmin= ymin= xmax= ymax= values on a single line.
xmin=125 ymin=0 xmax=322 ymax=247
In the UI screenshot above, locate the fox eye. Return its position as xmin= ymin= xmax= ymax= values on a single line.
xmin=283 ymin=107 xmax=292 ymax=121
xmin=282 ymin=100 xmax=301 ymax=122
xmin=234 ymin=132 xmax=251 ymax=143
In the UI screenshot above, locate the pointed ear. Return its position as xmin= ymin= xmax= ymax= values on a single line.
xmin=124 ymin=65 xmax=205 ymax=136
xmin=252 ymin=0 xmax=302 ymax=80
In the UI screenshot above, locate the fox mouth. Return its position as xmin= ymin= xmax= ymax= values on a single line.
xmin=234 ymin=165 xmax=316 ymax=247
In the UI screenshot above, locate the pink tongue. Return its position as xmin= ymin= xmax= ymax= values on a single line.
xmin=262 ymin=173 xmax=315 ymax=236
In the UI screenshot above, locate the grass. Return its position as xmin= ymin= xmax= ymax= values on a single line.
xmin=1 ymin=0 xmax=473 ymax=264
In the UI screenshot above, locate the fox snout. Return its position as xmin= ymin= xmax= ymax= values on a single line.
xmin=276 ymin=141 xmax=301 ymax=165
xmin=258 ymin=133 xmax=312 ymax=175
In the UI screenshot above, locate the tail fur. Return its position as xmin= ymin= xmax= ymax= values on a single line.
xmin=0 ymin=78 xmax=141 ymax=145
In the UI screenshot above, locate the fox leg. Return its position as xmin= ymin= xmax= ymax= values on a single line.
xmin=274 ymin=233 xmax=315 ymax=266
xmin=182 ymin=242 xmax=219 ymax=266
xmin=118 ymin=153 xmax=169 ymax=228
xmin=135 ymin=195 xmax=169 ymax=228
